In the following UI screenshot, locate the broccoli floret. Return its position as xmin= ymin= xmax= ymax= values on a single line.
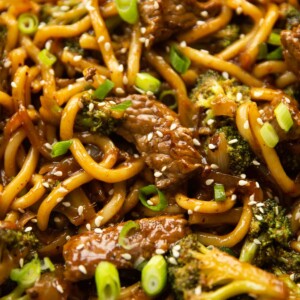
xmin=167 ymin=234 xmax=289 ymax=300
xmin=240 ymin=198 xmax=300 ymax=282
xmin=64 ymin=38 xmax=85 ymax=56
xmin=75 ymin=95 xmax=130 ymax=136
xmin=206 ymin=125 xmax=255 ymax=175
xmin=285 ymin=5 xmax=300 ymax=29
xmin=190 ymin=70 xmax=250 ymax=112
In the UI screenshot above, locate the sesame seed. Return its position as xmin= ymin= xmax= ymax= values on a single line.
xmin=255 ymin=214 xmax=263 ymax=221
xmin=44 ymin=142 xmax=53 ymax=149
xmin=205 ymin=179 xmax=214 ymax=185
xmin=252 ymin=160 xmax=260 ymax=166
xmin=170 ymin=123 xmax=177 ymax=130
xmin=256 ymin=182 xmax=260 ymax=188
xmin=238 ymin=180 xmax=248 ymax=186
xmin=180 ymin=41 xmax=187 ymax=47
xmin=95 ymin=216 xmax=103 ymax=227
xmin=222 ymin=72 xmax=229 ymax=79
xmin=147 ymin=200 xmax=154 ymax=206
xmin=153 ymin=1 xmax=159 ymax=9
xmin=140 ymin=27 xmax=146 ymax=34
xmin=253 ymin=238 xmax=261 ymax=245
xmin=62 ymin=202 xmax=71 ymax=207
xmin=155 ymin=249 xmax=165 ymax=255
xmin=118 ymin=64 xmax=124 ymax=72
xmin=168 ymin=257 xmax=177 ymax=265
xmin=104 ymin=42 xmax=110 ymax=51
xmin=120 ymin=47 xmax=127 ymax=53
xmin=139 ymin=37 xmax=146 ymax=43
xmin=256 ymin=202 xmax=265 ymax=207
xmin=31 ymin=218 xmax=37 ymax=223
xmin=248 ymin=200 xmax=257 ymax=206
xmin=145 ymin=38 xmax=150 ymax=47
xmin=195 ymin=205 xmax=201 ymax=212
xmin=274 ymin=206 xmax=279 ymax=216
xmin=24 ymin=227 xmax=32 ymax=232
xmin=77 ymin=205 xmax=84 ymax=216
xmin=258 ymin=207 xmax=264 ymax=214
xmin=49 ymin=69 xmax=54 ymax=75
xmin=147 ymin=132 xmax=153 ymax=141
xmin=146 ymin=90 xmax=154 ymax=96
xmin=18 ymin=208 xmax=25 ymax=213
xmin=236 ymin=6 xmax=243 ymax=14
xmin=86 ymin=223 xmax=91 ymax=231
xmin=108 ymin=189 xmax=114 ymax=195
xmin=156 ymin=130 xmax=163 ymax=137
xmin=188 ymin=209 xmax=193 ymax=215
xmin=121 ymin=253 xmax=132 ymax=260
xmin=76 ymin=244 xmax=84 ymax=250
xmin=115 ymin=87 xmax=124 ymax=94
xmin=208 ymin=143 xmax=216 ymax=150
xmin=240 ymin=174 xmax=246 ymax=179
xmin=42 ymin=182 xmax=49 ymax=188
xmin=290 ymin=273 xmax=295 ymax=281
xmin=66 ymin=235 xmax=71 ymax=240
xmin=196 ymin=20 xmax=205 ymax=26
xmin=19 ymin=258 xmax=24 ymax=268
xmin=201 ymin=11 xmax=209 ymax=17
xmin=54 ymin=217 xmax=60 ymax=223
xmin=211 ymin=164 xmax=219 ymax=169
xmin=173 ymin=250 xmax=180 ymax=258
xmin=98 ymin=36 xmax=104 ymax=43
xmin=257 ymin=118 xmax=264 ymax=125
xmin=78 ymin=265 xmax=87 ymax=274
xmin=3 ymin=60 xmax=11 ymax=68
xmin=73 ymin=55 xmax=82 ymax=62
xmin=88 ymin=102 xmax=94 ymax=111
xmin=94 ymin=228 xmax=103 ymax=234
xmin=249 ymin=194 xmax=255 ymax=202
xmin=53 ymin=171 xmax=63 ymax=177
xmin=11 ymin=82 xmax=17 ymax=88
xmin=161 ymin=166 xmax=167 ymax=172
xmin=154 ymin=171 xmax=163 ymax=177
xmin=193 ymin=138 xmax=200 ymax=146
xmin=195 ymin=286 xmax=202 ymax=295
xmin=123 ymin=75 xmax=128 ymax=85
xmin=228 ymin=138 xmax=238 ymax=144
xmin=231 ymin=194 xmax=237 ymax=201
xmin=207 ymin=119 xmax=215 ymax=125
xmin=56 ymin=284 xmax=64 ymax=294
xmin=236 ymin=92 xmax=243 ymax=102
xmin=243 ymin=120 xmax=249 ymax=129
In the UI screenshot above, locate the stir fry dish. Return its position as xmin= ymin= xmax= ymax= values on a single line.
xmin=1 ymin=0 xmax=300 ymax=299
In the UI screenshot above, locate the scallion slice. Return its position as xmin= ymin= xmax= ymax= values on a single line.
xmin=51 ymin=140 xmax=73 ymax=157
xmin=214 ymin=183 xmax=226 ymax=202
xmin=170 ymin=45 xmax=191 ymax=74
xmin=260 ymin=122 xmax=279 ymax=148
xmin=118 ymin=220 xmax=139 ymax=249
xmin=257 ymin=43 xmax=268 ymax=60
xmin=93 ymin=79 xmax=115 ymax=100
xmin=139 ymin=185 xmax=167 ymax=212
xmin=115 ymin=0 xmax=139 ymax=24
xmin=159 ymin=90 xmax=177 ymax=110
xmin=267 ymin=32 xmax=281 ymax=46
xmin=95 ymin=261 xmax=120 ymax=300
xmin=274 ymin=102 xmax=293 ymax=132
xmin=38 ymin=49 xmax=57 ymax=67
xmin=110 ymin=100 xmax=132 ymax=112
xmin=41 ymin=257 xmax=55 ymax=272
xmin=141 ymin=255 xmax=167 ymax=296
xmin=266 ymin=47 xmax=282 ymax=60
xmin=135 ymin=73 xmax=161 ymax=94
xmin=18 ymin=13 xmax=39 ymax=35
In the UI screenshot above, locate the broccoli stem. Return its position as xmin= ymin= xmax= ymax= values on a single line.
xmin=199 ymin=280 xmax=269 ymax=300
xmin=239 ymin=239 xmax=259 ymax=263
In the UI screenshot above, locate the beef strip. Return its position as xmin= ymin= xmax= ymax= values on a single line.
xmin=63 ymin=215 xmax=190 ymax=281
xmin=138 ymin=0 xmax=201 ymax=47
xmin=281 ymin=25 xmax=300 ymax=77
xmin=116 ymin=94 xmax=203 ymax=189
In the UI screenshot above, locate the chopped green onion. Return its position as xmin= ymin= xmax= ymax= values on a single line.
xmin=274 ymin=102 xmax=293 ymax=132
xmin=115 ymin=0 xmax=139 ymax=24
xmin=135 ymin=73 xmax=161 ymax=94
xmin=260 ymin=122 xmax=279 ymax=148
xmin=141 ymin=255 xmax=167 ymax=296
xmin=159 ymin=90 xmax=177 ymax=110
xmin=267 ymin=32 xmax=281 ymax=46
xmin=257 ymin=43 xmax=268 ymax=60
xmin=266 ymin=47 xmax=283 ymax=60
xmin=95 ymin=261 xmax=120 ymax=300
xmin=51 ymin=140 xmax=73 ymax=157
xmin=10 ymin=257 xmax=41 ymax=289
xmin=118 ymin=220 xmax=139 ymax=249
xmin=214 ymin=183 xmax=226 ymax=202
xmin=170 ymin=45 xmax=191 ymax=74
xmin=38 ymin=49 xmax=57 ymax=67
xmin=41 ymin=257 xmax=55 ymax=272
xmin=93 ymin=79 xmax=115 ymax=100
xmin=139 ymin=185 xmax=167 ymax=212
xmin=18 ymin=13 xmax=39 ymax=35
xmin=110 ymin=100 xmax=132 ymax=112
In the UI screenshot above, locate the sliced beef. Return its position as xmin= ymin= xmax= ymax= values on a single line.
xmin=281 ymin=25 xmax=300 ymax=77
xmin=138 ymin=0 xmax=200 ymax=46
xmin=63 ymin=216 xmax=190 ymax=281
xmin=116 ymin=94 xmax=203 ymax=189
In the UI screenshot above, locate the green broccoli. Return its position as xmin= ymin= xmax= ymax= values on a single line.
xmin=167 ymin=234 xmax=289 ymax=300
xmin=284 ymin=4 xmax=300 ymax=29
xmin=206 ymin=125 xmax=255 ymax=175
xmin=190 ymin=70 xmax=250 ymax=112
xmin=75 ymin=94 xmax=131 ymax=136
xmin=240 ymin=198 xmax=300 ymax=283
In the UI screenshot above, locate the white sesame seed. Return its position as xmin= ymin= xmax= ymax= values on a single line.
xmin=139 ymin=37 xmax=146 ymax=43
xmin=78 ymin=265 xmax=87 ymax=274
xmin=98 ymin=36 xmax=104 ymax=43
xmin=123 ymin=75 xmax=128 ymax=85
xmin=120 ymin=47 xmax=127 ymax=53
xmin=256 ymin=182 xmax=260 ymax=188
xmin=290 ymin=273 xmax=295 ymax=281
xmin=88 ymin=102 xmax=94 ymax=111
xmin=236 ymin=6 xmax=243 ymax=14
xmin=95 ymin=216 xmax=103 ymax=227
xmin=211 ymin=164 xmax=219 ymax=169
xmin=207 ymin=119 xmax=215 ymax=125
xmin=77 ymin=205 xmax=84 ymax=216
xmin=170 ymin=123 xmax=177 ymax=131
xmin=249 ymin=194 xmax=255 ymax=202
xmin=188 ymin=209 xmax=193 ymax=215
xmin=208 ymin=143 xmax=216 ymax=150
xmin=205 ymin=179 xmax=214 ymax=185
xmin=173 ymin=250 xmax=180 ymax=258
xmin=104 ymin=42 xmax=111 ymax=51
xmin=196 ymin=20 xmax=205 ymax=26
xmin=153 ymin=1 xmax=159 ymax=9
xmin=54 ymin=217 xmax=60 ymax=223
xmin=115 ymin=87 xmax=124 ymax=94
xmin=66 ymin=235 xmax=71 ymax=240
xmin=155 ymin=249 xmax=165 ymax=255
xmin=255 ymin=214 xmax=263 ymax=221
xmin=118 ymin=64 xmax=124 ymax=72
xmin=40 ymin=80 xmax=46 ymax=86
xmin=168 ymin=257 xmax=177 ymax=265
xmin=19 ymin=258 xmax=24 ymax=268
xmin=257 ymin=118 xmax=264 ymax=125
xmin=154 ymin=171 xmax=163 ymax=177
xmin=193 ymin=138 xmax=200 ymax=146
xmin=274 ymin=206 xmax=279 ymax=216
xmin=248 ymin=201 xmax=257 ymax=206
xmin=31 ymin=218 xmax=37 ymax=223
xmin=86 ymin=223 xmax=91 ymax=231
xmin=173 ymin=245 xmax=181 ymax=251
xmin=253 ymin=238 xmax=261 ymax=245
xmin=240 ymin=174 xmax=246 ymax=179
xmin=146 ymin=90 xmax=154 ymax=96
xmin=53 ymin=171 xmax=63 ymax=177
xmin=201 ymin=11 xmax=209 ymax=17
xmin=238 ymin=180 xmax=248 ymax=186
xmin=231 ymin=194 xmax=237 ymax=201
xmin=222 ymin=72 xmax=229 ymax=79
xmin=161 ymin=166 xmax=167 ymax=172
xmin=252 ymin=160 xmax=260 ymax=166
xmin=256 ymin=202 xmax=265 ymax=207
xmin=94 ymin=228 xmax=103 ymax=234
xmin=73 ymin=55 xmax=82 ymax=62
xmin=147 ymin=132 xmax=153 ymax=141
xmin=228 ymin=139 xmax=238 ymax=144
xmin=56 ymin=284 xmax=64 ymax=294
xmin=108 ymin=189 xmax=114 ymax=195
xmin=258 ymin=207 xmax=264 ymax=214
xmin=62 ymin=202 xmax=71 ymax=207
xmin=140 ymin=27 xmax=146 ymax=34
xmin=195 ymin=286 xmax=202 ymax=295
xmin=76 ymin=244 xmax=84 ymax=250
xmin=11 ymin=82 xmax=17 ymax=88
xmin=194 ymin=205 xmax=201 ymax=212
xmin=180 ymin=41 xmax=187 ymax=47
xmin=18 ymin=208 xmax=25 ymax=213
xmin=121 ymin=253 xmax=132 ymax=260
xmin=156 ymin=130 xmax=163 ymax=137
xmin=3 ymin=59 xmax=11 ymax=68
xmin=243 ymin=120 xmax=249 ymax=129
xmin=147 ymin=200 xmax=154 ymax=206
xmin=24 ymin=227 xmax=32 ymax=232
xmin=236 ymin=92 xmax=243 ymax=102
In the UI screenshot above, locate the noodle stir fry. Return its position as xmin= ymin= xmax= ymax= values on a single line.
xmin=1 ymin=0 xmax=300 ymax=299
